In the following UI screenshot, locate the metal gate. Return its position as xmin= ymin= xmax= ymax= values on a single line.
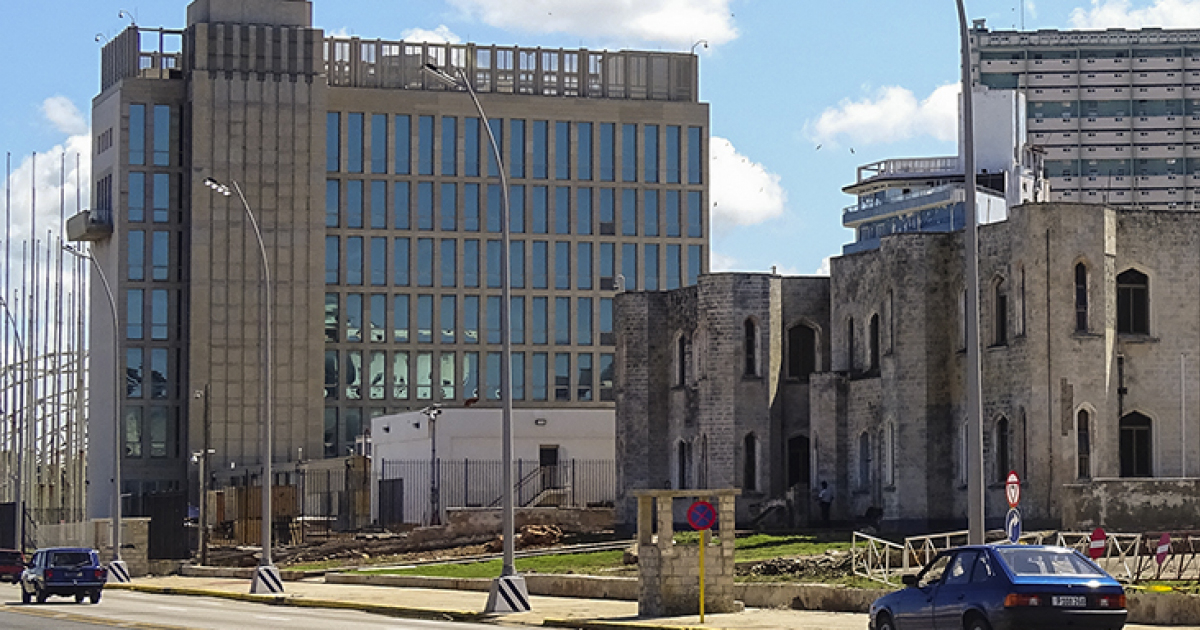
xmin=145 ymin=492 xmax=189 ymax=560
xmin=378 ymin=478 xmax=404 ymax=528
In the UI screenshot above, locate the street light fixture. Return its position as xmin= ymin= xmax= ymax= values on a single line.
xmin=202 ymin=176 xmax=283 ymax=594
xmin=0 ymin=297 xmax=26 ymax=554
xmin=62 ymin=244 xmax=129 ymax=582
xmin=419 ymin=404 xmax=443 ymax=525
xmin=422 ymin=62 xmax=529 ymax=613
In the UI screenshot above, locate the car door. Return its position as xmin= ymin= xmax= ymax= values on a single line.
xmin=893 ymin=552 xmax=952 ymax=629
xmin=932 ymin=550 xmax=979 ymax=630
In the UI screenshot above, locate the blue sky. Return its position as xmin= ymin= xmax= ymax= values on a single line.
xmin=2 ymin=0 xmax=1198 ymax=276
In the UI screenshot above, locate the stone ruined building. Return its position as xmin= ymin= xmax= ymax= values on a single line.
xmin=616 ymin=201 xmax=1200 ymax=533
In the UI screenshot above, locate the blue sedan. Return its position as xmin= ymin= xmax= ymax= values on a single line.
xmin=869 ymin=545 xmax=1126 ymax=630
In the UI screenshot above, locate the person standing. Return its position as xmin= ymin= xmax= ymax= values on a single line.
xmin=818 ymin=481 xmax=833 ymax=527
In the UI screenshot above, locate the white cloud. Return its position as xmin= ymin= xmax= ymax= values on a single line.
xmin=1026 ymin=0 xmax=1039 ymax=20
xmin=4 ymin=98 xmax=91 ymax=250
xmin=806 ymin=83 xmax=959 ymax=148
xmin=400 ymin=25 xmax=463 ymax=44
xmin=446 ymin=0 xmax=738 ymax=48
xmin=814 ymin=257 xmax=832 ymax=276
xmin=42 ymin=96 xmax=87 ymax=137
xmin=709 ymin=251 xmax=738 ymax=272
xmin=1069 ymin=0 xmax=1200 ymax=28
xmin=709 ymin=136 xmax=786 ymax=229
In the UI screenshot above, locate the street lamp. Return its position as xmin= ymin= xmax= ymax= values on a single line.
xmin=202 ymin=176 xmax=283 ymax=594
xmin=419 ymin=404 xmax=443 ymax=525
xmin=423 ymin=62 xmax=529 ymax=613
xmin=0 ymin=297 xmax=25 ymax=554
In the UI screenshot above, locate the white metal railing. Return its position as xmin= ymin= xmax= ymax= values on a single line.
xmin=1056 ymin=531 xmax=1143 ymax=582
xmin=856 ymin=157 xmax=960 ymax=183
xmin=852 ymin=531 xmax=905 ymax=585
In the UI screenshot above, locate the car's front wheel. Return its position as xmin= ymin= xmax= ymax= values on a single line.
xmin=34 ymin=584 xmax=47 ymax=604
xmin=20 ymin=587 xmax=30 ymax=604
xmin=875 ymin=612 xmax=896 ymax=630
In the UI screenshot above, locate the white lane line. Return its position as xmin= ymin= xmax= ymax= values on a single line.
xmin=155 ymin=605 xmax=190 ymax=611
xmin=253 ymin=614 xmax=292 ymax=621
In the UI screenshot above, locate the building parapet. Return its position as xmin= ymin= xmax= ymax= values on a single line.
xmin=101 ymin=27 xmax=184 ymax=91
xmin=853 ymin=157 xmax=960 ymax=186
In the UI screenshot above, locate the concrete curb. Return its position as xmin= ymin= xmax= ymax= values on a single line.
xmin=542 ymin=620 xmax=720 ymax=630
xmin=105 ymin=583 xmax=488 ymax=623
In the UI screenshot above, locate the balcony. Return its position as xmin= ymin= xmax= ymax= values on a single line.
xmin=66 ymin=210 xmax=112 ymax=242
xmin=843 ymin=185 xmax=962 ymax=226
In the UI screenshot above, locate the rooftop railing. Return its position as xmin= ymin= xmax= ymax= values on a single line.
xmin=855 ymin=157 xmax=960 ymax=184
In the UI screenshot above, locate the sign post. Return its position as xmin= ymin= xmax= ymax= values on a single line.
xmin=1156 ymin=533 xmax=1171 ymax=575
xmin=1005 ymin=471 xmax=1022 ymax=544
xmin=1089 ymin=527 xmax=1107 ymax=560
xmin=687 ymin=500 xmax=716 ymax=623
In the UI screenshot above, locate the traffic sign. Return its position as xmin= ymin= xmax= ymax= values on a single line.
xmin=1005 ymin=508 xmax=1022 ymax=544
xmin=1005 ymin=471 xmax=1021 ymax=509
xmin=687 ymin=500 xmax=716 ymax=531
xmin=1089 ymin=528 xmax=1107 ymax=560
xmin=1157 ymin=533 xmax=1171 ymax=566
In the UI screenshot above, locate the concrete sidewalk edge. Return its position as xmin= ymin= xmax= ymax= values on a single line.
xmin=542 ymin=618 xmax=727 ymax=630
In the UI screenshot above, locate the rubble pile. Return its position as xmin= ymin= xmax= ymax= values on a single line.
xmin=483 ymin=524 xmax=564 ymax=552
xmin=738 ymin=550 xmax=853 ymax=580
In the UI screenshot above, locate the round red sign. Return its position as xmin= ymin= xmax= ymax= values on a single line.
xmin=1005 ymin=471 xmax=1021 ymax=509
xmin=687 ymin=500 xmax=716 ymax=531
xmin=1089 ymin=527 xmax=1107 ymax=560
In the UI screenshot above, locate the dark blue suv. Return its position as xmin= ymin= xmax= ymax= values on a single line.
xmin=19 ymin=547 xmax=106 ymax=604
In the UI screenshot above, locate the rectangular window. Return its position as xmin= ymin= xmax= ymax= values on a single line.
xmin=577 ymin=122 xmax=592 ymax=180
xmin=440 ymin=239 xmax=457 ymax=287
xmin=462 ymin=352 xmax=479 ymax=400
xmin=327 ymin=112 xmax=341 ymax=171
xmin=416 ymin=352 xmax=433 ymax=400
xmin=151 ymin=231 xmax=169 ymax=281
xmin=418 ymin=115 xmax=434 ymax=175
xmin=600 ymin=243 xmax=614 ymax=289
xmin=441 ymin=183 xmax=457 ymax=231
xmin=325 ymin=180 xmax=339 ymax=227
xmin=510 ymin=185 xmax=525 ymax=234
xmin=555 ymin=121 xmax=571 ymax=180
xmin=347 ymin=236 xmax=364 ymax=285
xmin=531 ymin=186 xmax=548 ymax=233
xmin=371 ymin=181 xmax=387 ymax=228
xmin=128 ymin=172 xmax=145 ymax=221
xmin=487 ymin=296 xmax=502 ymax=344
xmin=532 ymin=241 xmax=548 ymax=289
xmin=487 ymin=119 xmax=504 ymax=178
xmin=369 ymin=294 xmax=387 ymax=342
xmin=645 ymin=244 xmax=659 ymax=290
xmin=645 ymin=189 xmax=659 ymax=236
xmin=532 ymin=296 xmax=548 ymax=344
xmin=551 ymin=297 xmax=573 ymax=352
xmin=464 ymin=295 xmax=479 ymax=344
xmin=151 ymin=289 xmax=168 ymax=340
xmin=441 ymin=295 xmax=456 ymax=343
xmin=577 ymin=188 xmax=592 ymax=235
xmin=416 ymin=238 xmax=433 ymax=286
xmin=511 ymin=352 xmax=525 ymax=400
xmin=393 ymin=237 xmax=410 ymax=286
xmin=510 ymin=240 xmax=525 ymax=288
xmin=577 ymin=353 xmax=593 ymax=401
xmin=325 ymin=236 xmax=339 ymax=284
xmin=347 ymin=294 xmax=363 ymax=342
xmin=325 ymin=294 xmax=339 ymax=342
xmin=577 ymin=297 xmax=593 ymax=345
xmin=666 ymin=125 xmax=681 ymax=183
xmin=622 ymin=243 xmax=637 ymax=291
xmin=347 ymin=112 xmax=364 ymax=173
xmin=555 ymin=353 xmax=571 ymax=401
xmin=599 ymin=353 xmax=614 ymax=401
xmin=667 ymin=244 xmax=682 ymax=290
xmin=393 ymin=294 xmax=409 ymax=342
xmin=666 ymin=190 xmax=681 ymax=237
xmin=153 ymin=105 xmax=171 ymax=166
xmin=129 ymin=104 xmax=146 ymax=166
xmin=394 ymin=114 xmax=411 ymax=175
xmin=688 ymin=191 xmax=703 ymax=238
xmin=577 ymin=242 xmax=592 ymax=290
xmin=532 ymin=120 xmax=548 ymax=179
xmin=600 ymin=297 xmax=613 ymax=345
xmin=688 ymin=245 xmax=702 ymax=286
xmin=347 ymin=351 xmax=363 ymax=399
xmin=644 ymin=124 xmax=658 ymax=183
xmin=417 ymin=295 xmax=433 ymax=343
xmin=600 ymin=123 xmax=615 ymax=181
xmin=150 ymin=348 xmax=168 ymax=400
xmin=369 ymin=350 xmax=386 ymax=399
xmin=622 ymin=189 xmax=637 ymax=236
xmin=621 ymin=123 xmax=637 ymax=182
xmin=124 ymin=408 xmax=143 ymax=457
xmin=464 ymin=183 xmax=480 ymax=231
xmin=371 ymin=114 xmax=387 ymax=174
xmin=441 ymin=116 xmax=457 ymax=175
xmin=126 ymin=348 xmax=143 ymax=397
xmin=486 ymin=185 xmax=502 ymax=233
xmin=464 ymin=239 xmax=480 ymax=287
xmin=417 ymin=182 xmax=433 ymax=230
xmin=487 ymin=240 xmax=502 ymax=288
xmin=554 ymin=186 xmax=570 ymax=234
xmin=511 ymin=296 xmax=526 ymax=344
xmin=152 ymin=173 xmax=170 ymax=222
xmin=555 ymin=241 xmax=571 ymax=290
xmin=688 ymin=126 xmax=703 ymax=184
xmin=532 ymin=352 xmax=548 ymax=400
xmin=128 ymin=230 xmax=145 ymax=281
xmin=370 ymin=237 xmax=387 ymax=286
xmin=486 ymin=352 xmax=501 ymax=401
xmin=464 ymin=117 xmax=480 ymax=177
xmin=393 ymin=351 xmax=409 ymax=399
xmin=347 ymin=180 xmax=363 ymax=228
xmin=394 ymin=181 xmax=410 ymax=229
xmin=599 ymin=188 xmax=615 ymax=235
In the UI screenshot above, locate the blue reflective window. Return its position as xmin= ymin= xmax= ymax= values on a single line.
xmin=577 ymin=353 xmax=593 ymax=401
xmin=554 ymin=187 xmax=570 ymax=234
xmin=599 ymin=188 xmax=615 ymax=235
xmin=555 ymin=121 xmax=570 ymax=180
xmin=576 ymin=188 xmax=592 ymax=235
xmin=394 ymin=295 xmax=409 ymax=342
xmin=532 ymin=297 xmax=548 ymax=344
xmin=129 ymin=104 xmax=146 ymax=165
xmin=666 ymin=190 xmax=680 ymax=237
xmin=622 ymin=243 xmax=637 ymax=291
xmin=150 ymin=349 xmax=168 ymax=399
xmin=487 ymin=119 xmax=504 ymax=178
xmin=347 ymin=180 xmax=363 ymax=228
xmin=555 ymin=242 xmax=570 ymax=290
xmin=555 ymin=297 xmax=570 ymax=344
xmin=370 ymin=294 xmax=387 ymax=342
xmin=464 ymin=296 xmax=479 ymax=344
xmin=486 ymin=296 xmax=501 ymax=344
xmin=532 ymin=241 xmax=548 ymax=289
xmin=510 ymin=119 xmax=525 ymax=179
xmin=325 ymin=236 xmax=339 ymax=284
xmin=417 ymin=182 xmax=433 ymax=230
xmin=150 ymin=289 xmax=168 ymax=339
xmin=487 ymin=240 xmax=502 ymax=288
xmin=554 ymin=353 xmax=570 ymax=401
xmin=371 ymin=181 xmax=387 ymax=228
xmin=126 ymin=348 xmax=143 ymax=397
xmin=510 ymin=240 xmax=525 ymax=288
xmin=532 ymin=352 xmax=548 ymax=400
xmin=418 ymin=115 xmax=434 ymax=175
xmin=441 ymin=295 xmax=456 ymax=343
xmin=417 ymin=238 xmax=433 ymax=286
xmin=577 ymin=242 xmax=592 ymax=290
xmin=440 ymin=239 xmax=457 ymax=287
xmin=128 ymin=173 xmax=145 ymax=221
xmin=464 ymin=117 xmax=480 ymax=177
xmin=621 ymin=189 xmax=637 ymax=236
xmin=577 ymin=122 xmax=592 ymax=180
xmin=127 ymin=289 xmax=143 ymax=339
xmin=600 ymin=298 xmax=613 ymax=341
xmin=511 ymin=352 xmax=525 ymax=400
xmin=152 ymin=105 xmax=171 ymax=166
xmin=417 ymin=295 xmax=433 ymax=343
xmin=531 ymin=186 xmax=548 ymax=234
xmin=688 ymin=126 xmax=703 ymax=184
xmin=645 ymin=244 xmax=659 ymax=290
xmin=486 ymin=185 xmax=502 ymax=233
xmin=666 ymin=125 xmax=681 ymax=183
xmin=644 ymin=190 xmax=659 ymax=236
xmin=394 ymin=237 xmax=409 ymax=286
xmin=532 ymin=120 xmax=548 ymax=179
xmin=347 ymin=236 xmax=364 ymax=285
xmin=440 ymin=353 xmax=456 ymax=401
xmin=600 ymin=243 xmax=614 ymax=286
xmin=441 ymin=183 xmax=457 ymax=231
xmin=577 ymin=297 xmax=593 ymax=346
xmin=511 ymin=296 xmax=525 ymax=344
xmin=621 ymin=124 xmax=637 ymax=182
xmin=644 ymin=124 xmax=658 ymax=183
xmin=394 ymin=115 xmax=411 ymax=175
xmin=128 ymin=231 xmax=145 ymax=281
xmin=152 ymin=174 xmax=170 ymax=222
xmin=151 ymin=231 xmax=169 ymax=278
xmin=688 ymin=245 xmax=702 ymax=285
xmin=464 ymin=239 xmax=480 ymax=287
xmin=347 ymin=112 xmax=364 ymax=173
xmin=510 ymin=185 xmax=526 ymax=234
xmin=394 ymin=182 xmax=410 ymax=229
xmin=486 ymin=352 xmax=501 ymax=400
xmin=371 ymin=114 xmax=387 ymax=174
xmin=371 ymin=237 xmax=386 ymax=285
xmin=688 ymin=191 xmax=703 ymax=238
xmin=441 ymin=116 xmax=457 ymax=176
xmin=666 ymin=244 xmax=681 ymax=290
xmin=464 ymin=183 xmax=480 ymax=231
xmin=599 ymin=123 xmax=615 ymax=181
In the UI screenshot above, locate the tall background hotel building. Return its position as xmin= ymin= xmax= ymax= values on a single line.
xmin=972 ymin=22 xmax=1200 ymax=208
xmin=74 ymin=0 xmax=708 ymax=518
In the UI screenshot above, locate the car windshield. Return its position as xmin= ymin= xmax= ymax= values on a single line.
xmin=49 ymin=552 xmax=92 ymax=568
xmin=997 ymin=548 xmax=1105 ymax=577
xmin=0 ymin=551 xmax=20 ymax=563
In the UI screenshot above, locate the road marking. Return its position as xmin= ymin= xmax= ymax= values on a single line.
xmin=155 ymin=605 xmax=189 ymax=611
xmin=254 ymin=614 xmax=293 ymax=621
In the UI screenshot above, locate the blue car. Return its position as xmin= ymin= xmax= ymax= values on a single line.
xmin=19 ymin=547 xmax=106 ymax=604
xmin=869 ymin=545 xmax=1126 ymax=630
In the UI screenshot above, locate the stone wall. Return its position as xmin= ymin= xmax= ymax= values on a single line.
xmin=1061 ymin=479 xmax=1200 ymax=531
xmin=635 ymin=490 xmax=738 ymax=618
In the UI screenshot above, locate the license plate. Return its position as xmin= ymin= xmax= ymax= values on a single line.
xmin=68 ymin=571 xmax=80 ymax=578
xmin=1052 ymin=595 xmax=1087 ymax=608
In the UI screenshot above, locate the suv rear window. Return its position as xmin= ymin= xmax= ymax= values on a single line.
xmin=49 ymin=552 xmax=92 ymax=567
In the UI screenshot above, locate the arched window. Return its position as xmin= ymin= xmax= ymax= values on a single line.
xmin=847 ymin=317 xmax=856 ymax=372
xmin=995 ymin=417 xmax=1010 ymax=482
xmin=1075 ymin=263 xmax=1088 ymax=332
xmin=787 ymin=435 xmax=810 ymax=488
xmin=676 ymin=334 xmax=689 ymax=386
xmin=743 ymin=433 xmax=758 ymax=491
xmin=1077 ymin=409 xmax=1091 ymax=479
xmin=1120 ymin=412 xmax=1153 ymax=477
xmin=869 ymin=314 xmax=880 ymax=372
xmin=787 ymin=324 xmax=816 ymax=379
xmin=743 ymin=319 xmax=758 ymax=376
xmin=994 ymin=278 xmax=1008 ymax=346
xmin=1117 ymin=269 xmax=1149 ymax=334
xmin=858 ymin=431 xmax=871 ymax=489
